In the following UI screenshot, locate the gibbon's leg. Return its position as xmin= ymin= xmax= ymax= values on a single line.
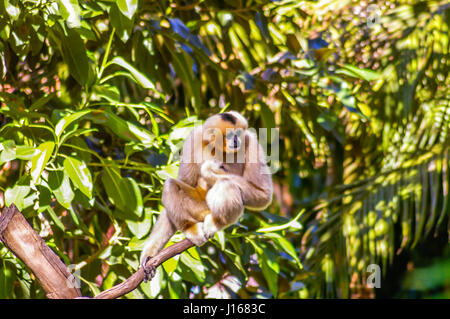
xmin=162 ymin=178 xmax=211 ymax=245
xmin=140 ymin=176 xmax=210 ymax=281
xmin=203 ymin=180 xmax=244 ymax=239
xmin=139 ymin=209 xmax=176 ymax=281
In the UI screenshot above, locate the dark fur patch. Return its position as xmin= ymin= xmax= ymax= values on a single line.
xmin=220 ymin=112 xmax=236 ymax=125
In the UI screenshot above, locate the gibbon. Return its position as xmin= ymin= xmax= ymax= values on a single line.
xmin=140 ymin=111 xmax=273 ymax=280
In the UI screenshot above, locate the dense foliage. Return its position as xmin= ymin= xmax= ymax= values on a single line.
xmin=0 ymin=0 xmax=449 ymax=298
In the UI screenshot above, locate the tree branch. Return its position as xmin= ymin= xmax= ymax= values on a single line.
xmin=93 ymin=238 xmax=194 ymax=299
xmin=0 ymin=204 xmax=195 ymax=299
xmin=0 ymin=204 xmax=82 ymax=299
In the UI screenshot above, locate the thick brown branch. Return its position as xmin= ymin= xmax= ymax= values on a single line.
xmin=93 ymin=239 xmax=194 ymax=299
xmin=0 ymin=204 xmax=82 ymax=299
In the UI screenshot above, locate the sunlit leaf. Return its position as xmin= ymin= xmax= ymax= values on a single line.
xmin=30 ymin=141 xmax=55 ymax=182
xmin=109 ymin=3 xmax=133 ymax=43
xmin=5 ymin=179 xmax=31 ymax=210
xmin=116 ymin=0 xmax=138 ymax=20
xmin=55 ymin=109 xmax=92 ymax=138
xmin=63 ymin=156 xmax=93 ymax=198
xmin=89 ymin=110 xmax=154 ymax=146
xmin=336 ymin=64 xmax=380 ymax=82
xmin=58 ymin=0 xmax=81 ymax=28
xmin=48 ymin=170 xmax=74 ymax=209
xmin=109 ymin=57 xmax=162 ymax=97
xmin=0 ymin=140 xmax=16 ymax=164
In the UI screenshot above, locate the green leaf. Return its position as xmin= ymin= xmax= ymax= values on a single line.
xmin=256 ymin=208 xmax=304 ymax=233
xmin=90 ymin=110 xmax=155 ymax=146
xmin=48 ymin=170 xmax=75 ymax=209
xmin=30 ymin=93 xmax=56 ymax=110
xmin=127 ymin=208 xmax=154 ymax=239
xmin=45 ymin=206 xmax=66 ymax=231
xmin=167 ymin=278 xmax=183 ymax=298
xmin=260 ymin=103 xmax=276 ymax=143
xmin=0 ymin=140 xmax=16 ymax=164
xmin=126 ymin=219 xmax=150 ymax=239
xmin=4 ymin=0 xmax=20 ymax=20
xmin=30 ymin=141 xmax=55 ymax=182
xmin=109 ymin=57 xmax=162 ymax=97
xmin=63 ymin=156 xmax=93 ymax=198
xmin=170 ymin=51 xmax=201 ymax=112
xmin=15 ymin=145 xmax=37 ymax=161
xmin=147 ymin=267 xmax=164 ymax=298
xmin=259 ymin=249 xmax=279 ymax=297
xmin=0 ymin=42 xmax=6 ymax=78
xmin=264 ymin=233 xmax=303 ymax=269
xmin=5 ymin=183 xmax=31 ymax=210
xmin=0 ymin=261 xmax=16 ymax=299
xmin=336 ymin=64 xmax=380 ymax=82
xmin=60 ymin=27 xmax=90 ymax=85
xmin=36 ymin=184 xmax=52 ymax=211
xmin=222 ymin=248 xmax=247 ymax=277
xmin=155 ymin=164 xmax=179 ymax=180
xmin=55 ymin=109 xmax=92 ymax=138
xmin=57 ymin=0 xmax=81 ymax=28
xmin=92 ymin=84 xmax=121 ymax=103
xmin=116 ymin=0 xmax=138 ymax=20
xmin=109 ymin=3 xmax=133 ymax=43
xmin=249 ymin=239 xmax=279 ymax=297
xmin=102 ymin=164 xmax=143 ymax=219
xmin=162 ymin=243 xmax=180 ymax=275
xmin=317 ymin=111 xmax=338 ymax=131
xmin=180 ymin=252 xmax=206 ymax=282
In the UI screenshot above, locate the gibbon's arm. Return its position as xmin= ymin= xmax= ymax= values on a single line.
xmin=169 ymin=178 xmax=207 ymax=202
xmin=228 ymin=131 xmax=273 ymax=210
xmin=177 ymin=126 xmax=203 ymax=185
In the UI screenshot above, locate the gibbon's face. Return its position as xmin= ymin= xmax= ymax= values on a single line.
xmin=203 ymin=112 xmax=248 ymax=154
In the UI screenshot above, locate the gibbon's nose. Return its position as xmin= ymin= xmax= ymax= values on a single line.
xmin=232 ymin=135 xmax=240 ymax=149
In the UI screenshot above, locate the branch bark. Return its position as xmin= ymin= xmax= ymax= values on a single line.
xmin=0 ymin=204 xmax=82 ymax=299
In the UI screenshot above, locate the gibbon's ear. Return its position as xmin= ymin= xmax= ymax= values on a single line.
xmin=202 ymin=127 xmax=216 ymax=143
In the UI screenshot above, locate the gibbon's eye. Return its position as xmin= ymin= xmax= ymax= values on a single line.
xmin=235 ymin=128 xmax=242 ymax=136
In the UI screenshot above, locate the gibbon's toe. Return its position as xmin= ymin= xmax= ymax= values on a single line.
xmin=142 ymin=256 xmax=156 ymax=283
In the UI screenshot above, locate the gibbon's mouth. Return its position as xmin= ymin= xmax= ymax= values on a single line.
xmin=225 ymin=144 xmax=240 ymax=153
xmin=227 ymin=143 xmax=240 ymax=150
xmin=227 ymin=137 xmax=241 ymax=150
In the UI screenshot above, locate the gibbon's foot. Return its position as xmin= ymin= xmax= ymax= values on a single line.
xmin=203 ymin=214 xmax=220 ymax=240
xmin=184 ymin=222 xmax=209 ymax=246
xmin=142 ymin=256 xmax=156 ymax=283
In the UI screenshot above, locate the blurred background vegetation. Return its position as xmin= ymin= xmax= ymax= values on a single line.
xmin=0 ymin=0 xmax=449 ymax=298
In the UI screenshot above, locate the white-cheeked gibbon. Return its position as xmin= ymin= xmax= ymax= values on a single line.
xmin=140 ymin=111 xmax=273 ymax=280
